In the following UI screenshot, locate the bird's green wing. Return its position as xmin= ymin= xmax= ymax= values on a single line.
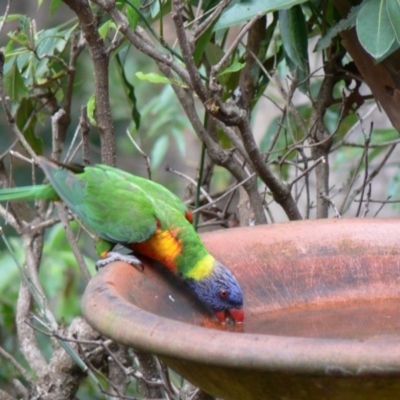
xmin=40 ymin=159 xmax=158 ymax=244
xmin=93 ymin=164 xmax=190 ymax=216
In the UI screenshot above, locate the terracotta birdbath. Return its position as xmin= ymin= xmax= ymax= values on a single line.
xmin=82 ymin=219 xmax=400 ymax=400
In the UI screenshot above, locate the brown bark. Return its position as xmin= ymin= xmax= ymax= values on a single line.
xmin=334 ymin=0 xmax=400 ymax=133
xmin=62 ymin=0 xmax=116 ymax=166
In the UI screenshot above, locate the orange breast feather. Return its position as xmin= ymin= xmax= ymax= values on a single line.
xmin=131 ymin=228 xmax=182 ymax=272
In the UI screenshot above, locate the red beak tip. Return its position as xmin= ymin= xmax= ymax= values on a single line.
xmin=214 ymin=308 xmax=244 ymax=324
xmin=229 ymin=308 xmax=245 ymax=324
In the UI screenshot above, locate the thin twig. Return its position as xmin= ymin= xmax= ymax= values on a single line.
xmin=341 ymin=143 xmax=397 ymax=215
xmin=355 ymin=121 xmax=372 ymax=217
xmin=55 ymin=204 xmax=91 ymax=283
xmin=0 ymin=345 xmax=33 ymax=385
xmin=0 ymin=0 xmax=12 ymax=35
xmin=373 ymin=197 xmax=393 ymax=217
xmin=319 ymin=191 xmax=341 ymax=218
xmin=125 ymin=128 xmax=152 ymax=179
xmin=363 ymin=183 xmax=372 ymax=217
xmin=0 ymin=138 xmax=19 ymax=161
xmin=9 ymin=150 xmax=34 ymax=165
xmin=165 ymin=165 xmax=213 ymax=203
xmin=192 ymin=0 xmax=229 ymax=40
xmin=331 ymin=104 xmax=378 ymax=152
xmin=172 ymin=0 xmax=208 ymax=102
xmin=339 ymin=137 xmax=400 ymax=148
xmin=354 ymin=197 xmax=400 ymax=204
xmin=194 ymin=173 xmax=255 ymax=213
xmin=210 ymin=13 xmax=262 ymax=79
xmin=338 ymin=147 xmax=366 ymax=215
xmin=64 ymin=109 xmax=88 ymax=162
xmin=289 ymin=157 xmax=325 ymax=187
xmin=0 ymin=51 xmax=39 ymax=162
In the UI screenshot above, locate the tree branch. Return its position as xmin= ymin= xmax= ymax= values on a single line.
xmin=237 ymin=117 xmax=302 ymax=220
xmin=309 ymin=56 xmax=340 ymax=218
xmin=62 ymin=0 xmax=116 ymax=165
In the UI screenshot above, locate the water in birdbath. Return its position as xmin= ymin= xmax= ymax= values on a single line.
xmin=242 ymin=298 xmax=400 ymax=340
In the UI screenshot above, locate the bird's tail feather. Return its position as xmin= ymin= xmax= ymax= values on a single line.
xmin=37 ymin=157 xmax=86 ymax=213
xmin=0 ymin=184 xmax=56 ymax=202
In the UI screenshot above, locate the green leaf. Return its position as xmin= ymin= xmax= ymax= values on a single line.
xmin=50 ymin=0 xmax=63 ymax=16
xmin=8 ymin=31 xmax=28 ymax=47
xmin=55 ymin=25 xmax=77 ymax=53
xmin=279 ymin=5 xmax=308 ymax=93
xmin=193 ymin=24 xmax=215 ymax=65
xmin=0 ymin=14 xmax=22 ymax=23
xmin=375 ymin=39 xmax=400 ymax=63
xmin=171 ymin=128 xmax=186 ymax=157
xmin=386 ymin=0 xmax=400 ymax=44
xmin=356 ymin=0 xmax=395 ymax=59
xmin=35 ymin=27 xmax=59 ymax=57
xmin=135 ymin=71 xmax=188 ymax=88
xmin=214 ymin=0 xmax=308 ymax=31
xmin=116 ymin=52 xmax=141 ymax=130
xmin=16 ymin=98 xmax=43 ymax=155
xmin=4 ymin=64 xmax=28 ymax=101
xmin=150 ymin=0 xmax=161 ymax=18
xmin=126 ymin=0 xmax=140 ymax=30
xmin=16 ymin=52 xmax=32 ymax=75
xmin=86 ymin=94 xmax=97 ymax=127
xmin=217 ymin=61 xmax=245 ymax=76
xmin=204 ymin=42 xmax=224 ymax=65
xmin=151 ymin=135 xmax=169 ymax=170
xmin=259 ymin=116 xmax=280 ymax=153
xmin=136 ymin=71 xmax=172 ymax=84
xmin=315 ymin=4 xmax=363 ymax=51
xmin=279 ymin=5 xmax=308 ymax=72
xmin=98 ymin=20 xmax=114 ymax=39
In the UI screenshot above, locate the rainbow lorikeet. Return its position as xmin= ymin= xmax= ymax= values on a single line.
xmin=0 ymin=158 xmax=244 ymax=323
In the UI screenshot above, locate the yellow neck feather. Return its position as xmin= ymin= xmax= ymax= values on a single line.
xmin=185 ymin=253 xmax=215 ymax=281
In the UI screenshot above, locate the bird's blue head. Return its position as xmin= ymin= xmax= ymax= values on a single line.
xmin=185 ymin=260 xmax=244 ymax=324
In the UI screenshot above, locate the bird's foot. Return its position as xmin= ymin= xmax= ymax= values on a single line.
xmin=95 ymin=251 xmax=144 ymax=272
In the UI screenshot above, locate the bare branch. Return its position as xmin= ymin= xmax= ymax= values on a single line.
xmin=210 ymin=13 xmax=263 ymax=80
xmin=0 ymin=51 xmax=39 ymax=162
xmin=236 ymin=117 xmax=302 ymax=220
xmin=319 ymin=191 xmax=341 ymax=218
xmin=351 ymin=144 xmax=397 ymax=214
xmin=289 ymin=156 xmax=325 ymax=187
xmin=125 ymin=128 xmax=152 ymax=180
xmin=166 ymin=165 xmax=213 ymax=203
xmin=0 ymin=345 xmax=33 ymax=386
xmin=355 ymin=122 xmax=372 ymax=217
xmin=156 ymin=61 xmax=267 ymax=224
xmin=192 ymin=0 xmax=229 ymax=39
xmin=16 ymin=281 xmax=49 ymax=378
xmin=134 ymin=351 xmax=163 ymax=399
xmin=194 ymin=173 xmax=256 ymax=214
xmin=55 ymin=204 xmax=91 ymax=283
xmin=0 ymin=0 xmax=12 ymax=35
xmin=51 ymin=108 xmax=68 ymax=161
xmin=171 ymin=0 xmax=208 ymax=102
xmin=62 ymin=0 xmax=116 ymax=165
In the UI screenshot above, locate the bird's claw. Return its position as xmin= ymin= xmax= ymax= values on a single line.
xmin=95 ymin=251 xmax=144 ymax=272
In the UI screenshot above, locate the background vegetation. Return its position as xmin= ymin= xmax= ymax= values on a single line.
xmin=1 ymin=0 xmax=400 ymax=398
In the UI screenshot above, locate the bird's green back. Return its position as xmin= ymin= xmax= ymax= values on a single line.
xmin=40 ymin=159 xmax=206 ymax=275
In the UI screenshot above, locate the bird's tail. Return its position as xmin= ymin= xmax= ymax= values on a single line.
xmin=0 ymin=184 xmax=57 ymax=202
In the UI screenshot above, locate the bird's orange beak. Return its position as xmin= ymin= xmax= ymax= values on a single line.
xmin=214 ymin=308 xmax=244 ymax=324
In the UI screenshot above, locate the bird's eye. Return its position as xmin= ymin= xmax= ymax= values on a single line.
xmin=219 ymin=289 xmax=229 ymax=299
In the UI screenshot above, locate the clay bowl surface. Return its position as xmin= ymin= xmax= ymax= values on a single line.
xmin=82 ymin=218 xmax=400 ymax=400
